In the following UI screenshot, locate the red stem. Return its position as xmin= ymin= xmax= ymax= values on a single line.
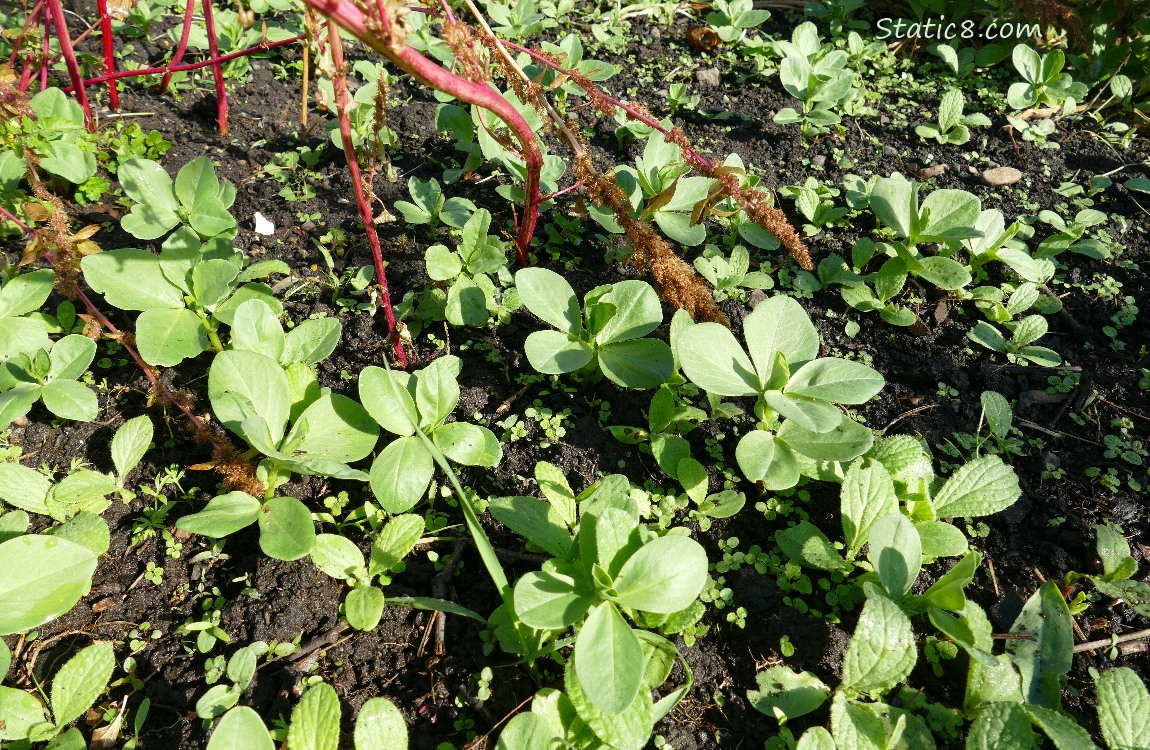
xmin=303 ymin=0 xmax=542 ymax=266
xmin=201 ymin=0 xmax=228 ymax=134
xmin=45 ymin=0 xmax=95 ymax=130
xmin=326 ymin=23 xmax=408 ymax=367
xmin=67 ymin=35 xmax=304 ymax=91
xmin=38 ymin=6 xmax=50 ymax=91
xmin=159 ymin=0 xmax=196 ymax=94
xmin=96 ymin=0 xmax=119 ymax=108
xmin=8 ymin=0 xmax=45 ymax=69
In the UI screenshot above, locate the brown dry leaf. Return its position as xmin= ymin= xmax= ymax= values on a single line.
xmin=90 ymin=697 xmax=128 ymax=748
xmin=0 ymin=63 xmax=15 ymax=85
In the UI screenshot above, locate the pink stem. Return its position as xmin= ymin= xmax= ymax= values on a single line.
xmin=159 ymin=0 xmax=196 ymax=94
xmin=96 ymin=0 xmax=119 ymax=108
xmin=38 ymin=7 xmax=50 ymax=92
xmin=46 ymin=0 xmax=95 ymax=130
xmin=326 ymin=23 xmax=408 ymax=367
xmin=9 ymin=0 xmax=45 ymax=68
xmin=0 ymin=205 xmax=36 ymax=234
xmin=67 ymin=35 xmax=304 ymax=90
xmin=201 ymin=0 xmax=228 ymax=134
xmin=303 ymin=0 xmax=542 ymax=266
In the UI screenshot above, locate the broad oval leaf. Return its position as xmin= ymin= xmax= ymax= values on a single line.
xmin=777 ymin=418 xmax=874 ymax=462
xmin=354 ymin=697 xmax=408 ymax=750
xmin=841 ymin=460 xmax=898 ymax=559
xmin=229 ymin=299 xmax=285 ymax=361
xmin=285 ymin=393 xmax=379 ymax=464
xmin=764 ymin=391 xmax=843 ymax=434
xmin=358 ymin=366 xmax=419 ymax=437
xmin=919 ymin=189 xmax=981 ymax=241
xmin=0 ymin=269 xmax=55 ymax=319
xmin=488 ymin=496 xmax=573 ymax=559
xmin=515 ymin=268 xmax=582 ymax=334
xmin=612 ymin=535 xmax=708 ymax=614
xmin=747 ymin=666 xmax=830 ymax=722
xmin=119 ymin=158 xmax=177 ymax=211
xmin=0 ymin=462 xmax=52 ymax=516
xmin=743 ymin=295 xmax=820 ymax=375
xmin=432 ymin=422 xmax=502 ymax=467
xmin=258 ymin=496 xmax=316 ymax=561
xmin=524 ymin=330 xmax=594 ymax=375
xmin=564 ymin=659 xmax=653 ymax=750
xmin=1097 ymin=667 xmax=1150 ymax=750
xmin=286 ymin=683 xmax=341 ymax=750
xmin=736 ymin=430 xmax=800 ymax=491
xmin=866 ymin=514 xmax=922 ymax=600
xmin=513 ymin=568 xmax=595 ymax=629
xmin=345 ymin=586 xmax=385 ymax=631
xmin=594 ymin=280 xmax=662 ymax=345
xmin=369 ymin=436 xmax=434 ymax=513
xmin=414 ymin=355 xmax=462 ymax=429
xmin=136 ymin=307 xmax=211 ymax=366
xmin=574 ymin=602 xmax=645 ymax=715
xmin=369 ymin=514 xmax=426 ymax=577
xmin=841 ymin=593 xmax=916 ymax=694
xmin=283 ymin=317 xmax=342 ymax=365
xmin=0 ymin=686 xmax=49 ymax=741
xmin=209 ymin=350 xmax=291 ymax=446
xmin=40 ymin=380 xmax=98 ymax=423
xmin=776 ymin=520 xmax=850 ymax=573
xmin=598 ymin=338 xmax=673 ymax=389
xmin=677 ymin=322 xmax=759 ymax=397
xmin=50 ymin=643 xmax=115 ymax=727
xmin=176 ymin=492 xmax=261 ymax=538
xmin=207 ymin=707 xmax=273 ymax=750
xmin=1007 ymin=580 xmax=1072 ymax=709
xmin=81 ymin=249 xmax=185 ymax=311
xmin=0 ymin=535 xmax=97 ymax=635
xmin=785 ymin=358 xmax=885 ymax=405
xmin=931 ymin=455 xmax=1020 ymax=518
xmin=311 ymin=533 xmax=366 ymax=581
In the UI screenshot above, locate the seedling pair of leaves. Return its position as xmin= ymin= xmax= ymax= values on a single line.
xmin=705 ymin=0 xmax=770 ymax=44
xmin=520 ymin=33 xmax=619 ymax=104
xmin=773 ymin=22 xmax=855 ymax=139
xmin=1035 ymin=207 xmax=1110 ymax=260
xmin=394 ymin=175 xmax=476 ymax=229
xmin=0 ymin=414 xmax=152 ymax=527
xmin=674 ymin=295 xmax=884 ymax=490
xmin=0 ymin=88 xmax=98 ymax=191
xmin=516 ymin=268 xmax=673 ymax=389
xmin=322 ymin=60 xmax=398 ymax=155
xmin=359 ymin=355 xmax=502 ymax=513
xmin=692 ymin=244 xmax=775 ymax=302
xmin=967 ymin=314 xmax=1061 ymax=367
xmin=206 ymin=683 xmax=407 ymax=750
xmin=1007 ymin=44 xmax=1089 ymax=110
xmin=81 ymin=227 xmax=290 ymax=366
xmin=0 ymin=269 xmax=56 ymax=376
xmin=424 ymin=208 xmax=515 ymax=327
xmin=0 ymin=334 xmax=98 ymax=427
xmin=969 ymin=282 xmax=1060 ymax=327
xmin=0 ymin=642 xmax=115 ymax=747
xmin=785 ymin=180 xmax=849 ymax=236
xmin=118 ymin=156 xmax=238 ymax=240
xmin=310 ymin=513 xmax=427 ymax=630
xmin=177 ymin=306 xmax=378 ymax=560
xmin=915 ymin=89 xmax=991 ymax=145
xmin=963 ymin=208 xmax=1054 ymax=285
xmin=491 ymin=475 xmax=706 ymax=727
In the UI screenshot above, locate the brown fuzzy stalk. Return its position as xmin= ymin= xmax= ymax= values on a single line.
xmin=1017 ymin=0 xmax=1087 ymax=50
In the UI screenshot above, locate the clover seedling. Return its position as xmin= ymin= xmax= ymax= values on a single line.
xmin=915 ymin=89 xmax=990 ymax=145
xmin=310 ymin=513 xmax=425 ymax=630
xmin=0 ymin=642 xmax=115 ymax=745
xmin=393 ymin=175 xmax=476 ymax=229
xmin=1007 ymin=44 xmax=1088 ymax=111
xmin=516 ymin=268 xmax=673 ymax=389
xmin=118 ymin=156 xmax=238 ymax=240
xmin=675 ymin=295 xmax=883 ymax=489
xmin=0 ymin=334 xmax=98 ymax=427
xmin=358 ymin=355 xmax=501 ymax=513
xmin=81 ymin=227 xmax=289 ymax=366
xmin=176 ymin=340 xmax=379 ymax=560
xmin=424 ymin=208 xmax=514 ymax=327
xmin=492 ymin=473 xmax=707 ymax=718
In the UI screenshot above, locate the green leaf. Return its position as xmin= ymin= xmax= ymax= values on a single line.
xmin=111 ymin=415 xmax=153 ymax=480
xmin=283 ymin=317 xmax=341 ymax=365
xmin=870 ymin=173 xmax=917 ymax=240
xmin=919 ymin=189 xmax=981 ymax=241
xmin=743 ymin=295 xmax=821 ymax=374
xmin=488 ymin=496 xmax=572 ymax=560
xmin=415 ymin=356 xmax=461 ymax=429
xmin=48 ymin=470 xmax=115 ymax=520
xmin=287 ymin=684 xmax=341 ymax=750
xmin=311 ymin=534 xmax=365 ymax=581
xmin=797 ymin=727 xmax=836 ymax=750
xmin=0 ymin=535 xmax=97 ymax=635
xmin=176 ymin=492 xmax=261 ymax=538
xmin=612 ymin=535 xmax=708 ymax=614
xmin=1007 ymin=580 xmax=1073 ymax=709
xmin=40 ymin=143 xmax=97 ymax=185
xmin=136 ymin=307 xmax=211 ymax=366
xmin=776 ymin=520 xmax=850 ymax=573
xmin=206 ymin=707 xmax=274 ymax=750
xmin=0 ymin=269 xmax=55 ymax=318
xmin=778 ymin=418 xmax=874 ymax=462
xmin=966 ymin=703 xmax=1037 ymax=750
xmin=369 ymin=436 xmax=434 ymax=513
xmin=841 ymin=459 xmax=898 ymax=559
xmin=119 ymin=158 xmax=177 ymax=211
xmin=1023 ymin=704 xmax=1100 ymax=750
xmin=915 ymin=256 xmax=972 ymax=290
xmin=747 ymin=666 xmax=830 ymax=722
xmin=594 ymin=280 xmax=662 ymax=345
xmin=564 ymin=657 xmax=653 ymax=750
xmin=370 ymin=514 xmax=426 ymax=577
xmin=0 ymin=686 xmax=49 ymax=741
xmin=0 ymin=638 xmax=9 ymax=681
xmin=229 ymin=299 xmax=285 ymax=361
xmin=81 ymin=249 xmax=185 ymax=311
xmin=227 ymin=647 xmax=258 ymax=689
xmin=50 ymin=643 xmax=115 ymax=727
xmin=40 ymin=380 xmax=98 ymax=422
xmin=1097 ymin=667 xmax=1150 ymax=750
xmin=785 ymin=357 xmax=884 ymax=404
xmin=841 ymin=593 xmax=916 ymax=694
xmin=122 ymin=202 xmax=180 ymax=240
xmin=867 ymin=514 xmax=922 ymax=600
xmin=0 ymin=510 xmax=29 ymax=544
xmin=932 ymin=455 xmax=1021 ymax=518
xmin=830 ymin=694 xmax=888 ymax=750
xmin=676 ymin=322 xmax=759 ymax=397
xmin=346 ymin=586 xmax=385 ymax=630
xmin=0 ymin=383 xmax=41 ymax=429
xmin=764 ymin=391 xmax=843 ymax=433
xmin=358 ymin=366 xmax=419 ymax=437
xmin=575 ymin=602 xmax=645 ymax=715
xmin=209 ymin=350 xmax=292 ymax=445
xmin=524 ymin=330 xmax=594 ymax=375
xmin=286 ymin=393 xmax=379 ymax=465
xmin=192 ymin=259 xmax=241 ymax=308
xmin=513 ymin=567 xmax=594 ymax=629
xmin=354 ymin=697 xmax=408 ymax=750
xmin=924 ymin=551 xmax=980 ymax=611
xmin=916 ymin=521 xmax=968 ymax=559
xmin=938 ymin=89 xmax=963 ymax=132
xmin=736 ymin=430 xmax=800 ymax=490
xmin=425 ymin=244 xmax=462 ymax=281
xmin=495 ymin=712 xmax=559 ymax=750
xmin=968 ymin=321 xmax=1008 ymax=352
xmin=213 ymin=283 xmax=282 ymax=326
xmin=174 ymin=157 xmax=221 ymax=208
xmin=1093 ymin=523 xmax=1138 ymax=581
xmin=258 ymin=496 xmax=316 ymax=561
xmin=0 ymin=462 xmax=52 ymax=517
xmin=598 ymin=338 xmax=674 ymax=389
xmin=52 ymin=513 xmax=111 ymax=556
xmin=1011 ymin=315 xmax=1048 ymax=347
xmin=515 ymin=268 xmax=582 ymax=334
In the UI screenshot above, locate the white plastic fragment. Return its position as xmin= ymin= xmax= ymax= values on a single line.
xmin=253 ymin=212 xmax=275 ymax=236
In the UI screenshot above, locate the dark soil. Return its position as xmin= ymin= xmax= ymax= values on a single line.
xmin=3 ymin=6 xmax=1150 ymax=750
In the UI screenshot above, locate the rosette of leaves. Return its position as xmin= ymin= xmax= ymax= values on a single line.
xmin=393 ymin=176 xmax=475 ymax=229
xmin=0 ymin=88 xmax=101 ymax=197
xmin=693 ymin=245 xmax=774 ymax=302
xmin=773 ymin=22 xmax=855 ymax=140
xmin=675 ymin=295 xmax=883 ymax=489
xmin=915 ymin=89 xmax=991 ymax=145
xmin=176 ymin=341 xmax=379 ymax=561
xmin=0 ymin=642 xmax=115 ymax=746
xmin=1007 ymin=44 xmax=1089 ymax=110
xmin=492 ymin=474 xmax=707 ymax=730
xmin=358 ymin=355 xmax=501 ymax=513
xmin=424 ymin=208 xmax=514 ymax=327
xmin=515 ymin=268 xmax=673 ymax=389
xmin=0 ymin=334 xmax=99 ymax=427
xmin=117 ymin=156 xmax=238 ymax=241
xmin=81 ymin=227 xmax=289 ymax=366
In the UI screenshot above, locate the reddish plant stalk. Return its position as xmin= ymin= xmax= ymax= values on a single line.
xmin=45 ymin=0 xmax=94 ymax=130
xmin=96 ymin=0 xmax=118 ymax=107
xmin=67 ymin=35 xmax=304 ymax=91
xmin=38 ymin=6 xmax=50 ymax=92
xmin=303 ymin=0 xmax=543 ymax=266
xmin=201 ymin=0 xmax=228 ymax=134
xmin=159 ymin=0 xmax=197 ymax=94
xmin=326 ymin=22 xmax=409 ymax=367
xmin=8 ymin=0 xmax=45 ymax=69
